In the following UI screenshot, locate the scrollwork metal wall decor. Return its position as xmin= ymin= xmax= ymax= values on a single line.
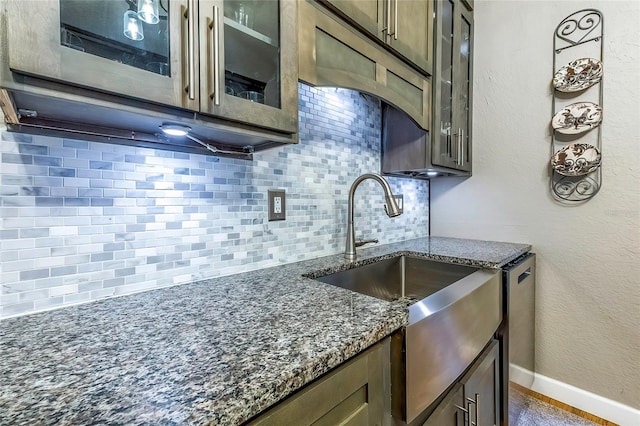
xmin=551 ymin=9 xmax=604 ymax=203
xmin=555 ymin=10 xmax=602 ymax=50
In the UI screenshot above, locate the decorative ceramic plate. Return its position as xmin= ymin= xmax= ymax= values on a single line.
xmin=551 ymin=143 xmax=601 ymax=176
xmin=553 ymin=58 xmax=603 ymax=92
xmin=552 ymin=102 xmax=603 ymax=135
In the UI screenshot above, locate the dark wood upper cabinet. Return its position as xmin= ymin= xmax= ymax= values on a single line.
xmin=1 ymin=0 xmax=298 ymax=153
xmin=321 ymin=0 xmax=433 ymax=74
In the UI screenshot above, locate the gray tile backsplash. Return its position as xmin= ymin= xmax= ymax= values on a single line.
xmin=0 ymin=83 xmax=429 ymax=318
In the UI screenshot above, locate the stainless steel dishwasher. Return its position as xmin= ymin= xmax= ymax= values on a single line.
xmin=498 ymin=253 xmax=536 ymax=426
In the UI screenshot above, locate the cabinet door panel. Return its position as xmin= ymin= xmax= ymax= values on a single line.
xmin=199 ymin=0 xmax=298 ymax=133
xmin=316 ymin=32 xmax=378 ymax=80
xmin=455 ymin=8 xmax=473 ymax=171
xmin=423 ymin=383 xmax=464 ymax=426
xmin=462 ymin=340 xmax=500 ymax=426
xmin=249 ymin=339 xmax=390 ymax=426
xmin=389 ymin=0 xmax=433 ymax=73
xmin=6 ymin=0 xmax=195 ymax=110
xmin=321 ymin=0 xmax=384 ymax=37
xmin=432 ymin=0 xmax=456 ymax=169
xmin=432 ymin=0 xmax=472 ymax=173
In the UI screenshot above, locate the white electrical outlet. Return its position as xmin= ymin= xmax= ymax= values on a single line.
xmin=268 ymin=190 xmax=286 ymax=221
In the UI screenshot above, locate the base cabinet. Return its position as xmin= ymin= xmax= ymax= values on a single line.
xmin=422 ymin=384 xmax=464 ymax=426
xmin=424 ymin=340 xmax=500 ymax=426
xmin=249 ymin=338 xmax=391 ymax=426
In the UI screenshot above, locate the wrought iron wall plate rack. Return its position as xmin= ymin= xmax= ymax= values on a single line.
xmin=551 ymin=9 xmax=604 ymax=203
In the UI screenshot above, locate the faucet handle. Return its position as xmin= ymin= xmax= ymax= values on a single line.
xmin=355 ymin=238 xmax=379 ymax=248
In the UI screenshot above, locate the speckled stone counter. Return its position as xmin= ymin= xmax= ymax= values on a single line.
xmin=0 ymin=237 xmax=530 ymax=425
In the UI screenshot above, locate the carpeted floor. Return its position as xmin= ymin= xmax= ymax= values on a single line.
xmin=511 ymin=388 xmax=600 ymax=426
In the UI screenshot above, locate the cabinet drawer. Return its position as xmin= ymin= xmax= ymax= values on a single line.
xmin=249 ymin=338 xmax=390 ymax=426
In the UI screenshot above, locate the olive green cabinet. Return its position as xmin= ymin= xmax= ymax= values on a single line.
xmin=423 ymin=340 xmax=500 ymax=426
xmin=299 ymin=0 xmax=431 ymax=131
xmin=432 ymin=0 xmax=473 ymax=173
xmin=249 ymin=338 xmax=391 ymax=426
xmin=320 ymin=0 xmax=433 ymax=74
xmin=386 ymin=0 xmax=434 ymax=74
xmin=4 ymin=0 xmax=193 ymax=109
xmin=422 ymin=384 xmax=464 ymax=426
xmin=320 ymin=0 xmax=383 ymax=37
xmin=3 ymin=0 xmax=297 ymax=135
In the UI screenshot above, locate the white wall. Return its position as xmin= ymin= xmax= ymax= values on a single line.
xmin=431 ymin=0 xmax=640 ymax=412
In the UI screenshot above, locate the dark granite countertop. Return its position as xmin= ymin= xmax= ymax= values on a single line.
xmin=0 ymin=237 xmax=530 ymax=425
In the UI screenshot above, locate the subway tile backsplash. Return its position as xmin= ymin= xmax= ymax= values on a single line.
xmin=0 ymin=83 xmax=429 ymax=318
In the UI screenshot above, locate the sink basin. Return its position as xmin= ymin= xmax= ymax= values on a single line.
xmin=310 ymin=255 xmax=502 ymax=423
xmin=313 ymin=255 xmax=478 ymax=303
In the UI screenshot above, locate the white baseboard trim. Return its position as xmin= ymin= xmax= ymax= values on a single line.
xmin=510 ymin=364 xmax=535 ymax=389
xmin=529 ymin=371 xmax=640 ymax=426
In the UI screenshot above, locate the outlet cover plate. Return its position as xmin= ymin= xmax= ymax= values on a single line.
xmin=268 ymin=189 xmax=286 ymax=221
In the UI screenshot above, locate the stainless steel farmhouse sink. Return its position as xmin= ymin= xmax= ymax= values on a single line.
xmin=313 ymin=255 xmax=479 ymax=303
xmin=310 ymin=256 xmax=502 ymax=423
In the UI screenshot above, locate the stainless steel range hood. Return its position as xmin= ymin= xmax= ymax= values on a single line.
xmin=381 ymin=103 xmax=470 ymax=179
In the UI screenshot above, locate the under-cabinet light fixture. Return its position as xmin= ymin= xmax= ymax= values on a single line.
xmin=159 ymin=123 xmax=252 ymax=157
xmin=426 ymin=171 xmax=438 ymax=177
xmin=159 ymin=124 xmax=191 ymax=136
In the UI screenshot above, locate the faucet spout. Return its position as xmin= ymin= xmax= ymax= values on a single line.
xmin=345 ymin=173 xmax=402 ymax=261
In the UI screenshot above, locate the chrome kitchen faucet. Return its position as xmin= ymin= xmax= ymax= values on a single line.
xmin=345 ymin=173 xmax=402 ymax=260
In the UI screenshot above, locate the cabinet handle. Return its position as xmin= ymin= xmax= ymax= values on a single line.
xmin=455 ymin=402 xmax=471 ymax=426
xmin=455 ymin=402 xmax=469 ymax=425
xmin=518 ymin=268 xmax=532 ymax=284
xmin=186 ymin=0 xmax=196 ymax=100
xmin=475 ymin=393 xmax=479 ymax=426
xmin=455 ymin=130 xmax=459 ymax=166
xmin=456 ymin=128 xmax=463 ymax=166
xmin=460 ymin=128 xmax=464 ymax=166
xmin=382 ymin=0 xmax=391 ymax=36
xmin=209 ymin=5 xmax=221 ymax=105
xmin=466 ymin=394 xmax=479 ymax=426
xmin=450 ymin=129 xmax=456 ymax=159
xmin=393 ymin=0 xmax=398 ymax=40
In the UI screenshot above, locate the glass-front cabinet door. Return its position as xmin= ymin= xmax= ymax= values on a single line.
xmin=198 ymin=0 xmax=297 ymax=133
xmin=455 ymin=9 xmax=472 ymax=171
xmin=432 ymin=0 xmax=473 ymax=173
xmin=6 ymin=0 xmax=196 ymax=110
xmin=5 ymin=0 xmax=297 ymax=135
xmin=434 ymin=0 xmax=455 ymax=170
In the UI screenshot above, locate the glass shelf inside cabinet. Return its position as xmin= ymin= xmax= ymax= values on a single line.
xmin=59 ymin=0 xmax=171 ymax=77
xmin=223 ymin=18 xmax=276 ymax=47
